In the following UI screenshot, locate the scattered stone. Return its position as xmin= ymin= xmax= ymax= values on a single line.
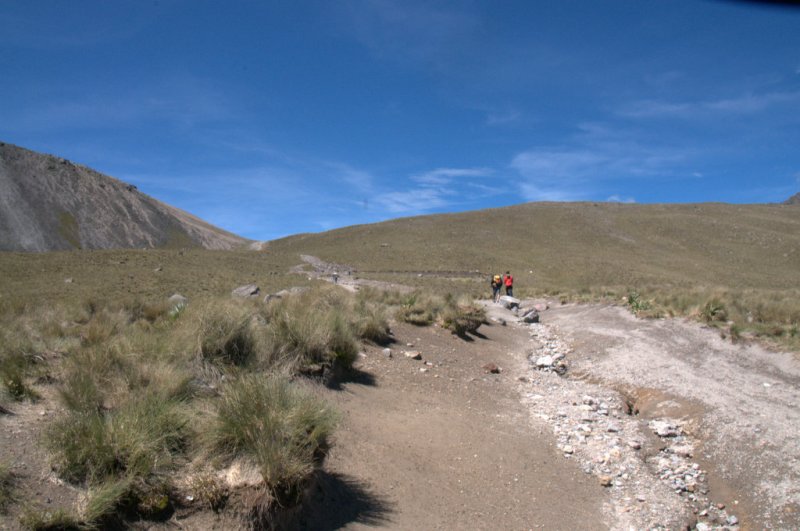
xmin=404 ymin=351 xmax=422 ymax=360
xmin=696 ymin=523 xmax=710 ymax=531
xmin=650 ymin=419 xmax=681 ymax=437
xmin=382 ymin=348 xmax=392 ymax=358
xmin=627 ymin=440 xmax=642 ymax=450
xmin=232 ymin=284 xmax=260 ymax=298
xmin=154 ymin=266 xmax=163 ymax=272
xmin=535 ymin=355 xmax=554 ymax=368
xmin=599 ymin=475 xmax=613 ymax=487
xmin=419 ymin=367 xmax=429 ymax=373
xmin=64 ymin=277 xmax=73 ymax=284
xmin=727 ymin=515 xmax=738 ymax=525
xmin=533 ymin=302 xmax=549 ymax=312
xmin=672 ymin=444 xmax=693 ymax=458
xmin=482 ymin=363 xmax=501 ymax=374
xmin=562 ymin=445 xmax=574 ymax=454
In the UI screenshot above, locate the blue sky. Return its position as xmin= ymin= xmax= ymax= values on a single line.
xmin=1 ymin=0 xmax=799 ymax=240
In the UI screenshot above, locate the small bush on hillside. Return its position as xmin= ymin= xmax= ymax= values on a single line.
xmin=209 ymin=374 xmax=337 ymax=509
xmin=701 ymin=299 xmax=728 ymax=323
xmin=440 ymin=299 xmax=486 ymax=337
xmin=396 ymin=292 xmax=442 ymax=326
xmin=0 ymin=337 xmax=41 ymax=402
xmin=626 ymin=290 xmax=652 ymax=315
xmin=351 ymin=299 xmax=391 ymax=344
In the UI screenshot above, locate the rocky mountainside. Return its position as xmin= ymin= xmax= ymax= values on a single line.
xmin=785 ymin=192 xmax=800 ymax=205
xmin=0 ymin=142 xmax=249 ymax=251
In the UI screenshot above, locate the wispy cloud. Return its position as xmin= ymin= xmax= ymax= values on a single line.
xmin=341 ymin=0 xmax=479 ymax=68
xmin=619 ymin=90 xmax=800 ymax=119
xmin=485 ymin=109 xmax=522 ymax=126
xmin=510 ymin=123 xmax=693 ymax=201
xmin=0 ymin=75 xmax=236 ymax=133
xmin=374 ymin=166 xmax=496 ymax=214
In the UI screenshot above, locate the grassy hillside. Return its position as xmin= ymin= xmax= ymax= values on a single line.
xmin=271 ymin=202 xmax=800 ymax=291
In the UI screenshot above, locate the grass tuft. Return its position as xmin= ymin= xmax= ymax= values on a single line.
xmin=210 ymin=374 xmax=337 ymax=508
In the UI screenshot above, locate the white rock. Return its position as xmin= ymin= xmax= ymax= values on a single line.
xmin=536 ymin=355 xmax=554 ymax=367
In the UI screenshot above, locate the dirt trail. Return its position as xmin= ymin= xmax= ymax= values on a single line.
xmin=301 ymin=318 xmax=608 ymax=530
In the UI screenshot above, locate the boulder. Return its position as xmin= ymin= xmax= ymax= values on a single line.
xmin=168 ymin=293 xmax=188 ymax=306
xmin=533 ymin=302 xmax=549 ymax=312
xmin=232 ymin=284 xmax=260 ymax=298
xmin=521 ymin=309 xmax=539 ymax=323
xmin=499 ymin=295 xmax=520 ymax=309
xmin=404 ymin=351 xmax=422 ymax=360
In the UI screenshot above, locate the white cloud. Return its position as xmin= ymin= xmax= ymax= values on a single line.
xmin=606 ymin=195 xmax=636 ymax=204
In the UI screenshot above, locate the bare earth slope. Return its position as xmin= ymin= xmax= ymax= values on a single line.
xmin=0 ymin=142 xmax=248 ymax=251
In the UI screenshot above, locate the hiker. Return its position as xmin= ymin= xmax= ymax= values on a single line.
xmin=491 ymin=274 xmax=503 ymax=303
xmin=504 ymin=271 xmax=513 ymax=297
xmin=332 ymin=270 xmax=339 ymax=284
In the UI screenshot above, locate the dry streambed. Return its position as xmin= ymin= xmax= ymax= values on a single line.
xmin=506 ymin=302 xmax=800 ymax=530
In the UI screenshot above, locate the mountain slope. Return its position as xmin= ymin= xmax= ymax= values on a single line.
xmin=0 ymin=142 xmax=249 ymax=251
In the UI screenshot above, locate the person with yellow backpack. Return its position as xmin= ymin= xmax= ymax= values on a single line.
xmin=491 ymin=273 xmax=503 ymax=303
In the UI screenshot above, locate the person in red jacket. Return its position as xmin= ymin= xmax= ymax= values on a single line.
xmin=503 ymin=271 xmax=513 ymax=297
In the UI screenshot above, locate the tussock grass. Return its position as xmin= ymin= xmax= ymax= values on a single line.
xmin=209 ymin=374 xmax=336 ymax=508
xmin=260 ymin=287 xmax=364 ymax=371
xmin=46 ymin=391 xmax=189 ymax=484
xmin=394 ymin=291 xmax=486 ymax=336
xmin=197 ymin=302 xmax=258 ymax=367
xmin=18 ymin=506 xmax=82 ymax=530
xmin=0 ymin=462 xmax=14 ymax=514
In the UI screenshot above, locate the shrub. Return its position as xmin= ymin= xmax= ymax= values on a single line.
xmin=210 ymin=374 xmax=337 ymax=508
